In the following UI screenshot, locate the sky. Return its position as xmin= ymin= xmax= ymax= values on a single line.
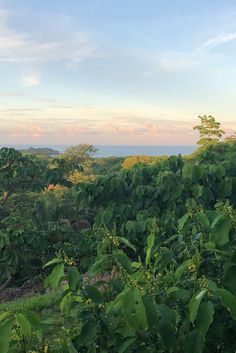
xmin=0 ymin=0 xmax=236 ymax=145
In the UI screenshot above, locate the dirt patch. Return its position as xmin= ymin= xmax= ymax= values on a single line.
xmin=0 ymin=273 xmax=115 ymax=303
xmin=0 ymin=281 xmax=44 ymax=302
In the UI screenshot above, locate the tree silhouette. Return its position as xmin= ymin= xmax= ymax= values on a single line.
xmin=193 ymin=115 xmax=225 ymax=145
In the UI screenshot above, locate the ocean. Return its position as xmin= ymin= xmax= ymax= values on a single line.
xmin=0 ymin=145 xmax=197 ymax=157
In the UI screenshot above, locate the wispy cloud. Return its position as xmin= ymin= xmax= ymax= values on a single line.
xmin=0 ymin=8 xmax=99 ymax=65
xmin=22 ymin=73 xmax=40 ymax=87
xmin=0 ymin=92 xmax=26 ymax=97
xmin=1 ymin=105 xmax=235 ymax=144
xmin=144 ymin=31 xmax=236 ymax=75
xmin=202 ymin=32 xmax=236 ymax=49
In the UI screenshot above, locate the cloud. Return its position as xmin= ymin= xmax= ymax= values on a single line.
xmin=1 ymin=103 xmax=235 ymax=144
xmin=143 ymin=50 xmax=208 ymax=76
xmin=33 ymin=98 xmax=56 ymax=103
xmin=22 ymin=73 xmax=40 ymax=87
xmin=144 ymin=31 xmax=236 ymax=75
xmin=150 ymin=51 xmax=204 ymax=73
xmin=202 ymin=32 xmax=236 ymax=49
xmin=0 ymin=92 xmax=25 ymax=97
xmin=0 ymin=8 xmax=99 ymax=65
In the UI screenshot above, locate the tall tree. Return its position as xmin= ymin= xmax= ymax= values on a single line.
xmin=0 ymin=148 xmax=46 ymax=206
xmin=193 ymin=115 xmax=225 ymax=145
xmin=62 ymin=144 xmax=98 ymax=174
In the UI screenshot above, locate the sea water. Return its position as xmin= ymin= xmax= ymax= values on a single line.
xmin=1 ymin=145 xmax=197 ymax=157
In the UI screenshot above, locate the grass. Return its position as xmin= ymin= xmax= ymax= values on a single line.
xmin=0 ymin=290 xmax=61 ymax=313
xmin=0 ymin=290 xmax=79 ymax=352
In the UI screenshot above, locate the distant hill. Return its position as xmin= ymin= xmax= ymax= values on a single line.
xmin=20 ymin=147 xmax=60 ymax=156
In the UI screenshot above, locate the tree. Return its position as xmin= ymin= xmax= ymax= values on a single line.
xmin=193 ymin=115 xmax=225 ymax=146
xmin=62 ymin=144 xmax=98 ymax=174
xmin=121 ymin=155 xmax=168 ymax=169
xmin=0 ymin=148 xmax=46 ymax=206
xmin=46 ymin=157 xmax=82 ymax=187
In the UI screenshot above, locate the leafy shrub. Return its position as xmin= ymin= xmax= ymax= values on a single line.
xmin=2 ymin=200 xmax=235 ymax=352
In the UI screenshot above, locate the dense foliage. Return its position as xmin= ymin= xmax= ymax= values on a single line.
xmin=0 ymin=139 xmax=236 ymax=352
xmin=0 ymin=148 xmax=83 ymax=286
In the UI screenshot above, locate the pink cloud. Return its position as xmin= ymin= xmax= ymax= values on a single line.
xmin=0 ymin=106 xmax=235 ymax=145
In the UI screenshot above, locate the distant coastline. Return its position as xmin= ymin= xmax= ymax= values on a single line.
xmin=0 ymin=145 xmax=197 ymax=158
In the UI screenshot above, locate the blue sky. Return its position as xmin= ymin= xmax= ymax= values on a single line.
xmin=0 ymin=0 xmax=236 ymax=145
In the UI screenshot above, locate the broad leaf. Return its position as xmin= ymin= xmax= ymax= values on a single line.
xmin=0 ymin=319 xmax=14 ymax=353
xmin=216 ymin=288 xmax=236 ymax=320
xmin=175 ymin=260 xmax=191 ymax=281
xmin=16 ymin=313 xmax=32 ymax=340
xmin=211 ymin=215 xmax=231 ymax=246
xmin=123 ymin=288 xmax=148 ymax=332
xmin=195 ymin=301 xmax=214 ymax=339
xmin=185 ymin=329 xmax=204 ymax=353
xmin=67 ymin=266 xmax=81 ymax=291
xmin=84 ymin=285 xmax=103 ymax=304
xmin=118 ymin=337 xmax=136 ymax=353
xmin=114 ymin=250 xmax=132 ymax=273
xmin=189 ymin=289 xmax=207 ymax=325
xmin=143 ymin=296 xmax=159 ymax=329
xmin=118 ymin=237 xmax=136 ymax=252
xmin=43 ymin=258 xmax=62 ymax=269
xmin=178 ymin=213 xmax=190 ymax=232
xmin=45 ymin=263 xmax=64 ymax=289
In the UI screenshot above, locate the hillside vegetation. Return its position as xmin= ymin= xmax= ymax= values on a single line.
xmin=0 ymin=116 xmax=236 ymax=352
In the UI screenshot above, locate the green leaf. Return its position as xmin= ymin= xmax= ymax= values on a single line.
xmin=67 ymin=266 xmax=81 ymax=291
xmin=116 ymin=325 xmax=135 ymax=338
xmin=195 ymin=301 xmax=214 ymax=338
xmin=224 ymin=265 xmax=236 ymax=296
xmin=143 ymin=296 xmax=159 ymax=329
xmin=131 ymin=261 xmax=141 ymax=269
xmin=185 ymin=329 xmax=204 ymax=353
xmin=60 ymin=292 xmax=73 ymax=313
xmin=192 ymin=165 xmax=204 ymax=182
xmin=192 ymin=184 xmax=203 ymax=198
xmin=89 ymin=256 xmax=107 ymax=277
xmin=123 ymin=288 xmax=148 ymax=332
xmin=196 ymin=212 xmax=210 ymax=230
xmin=159 ymin=319 xmax=176 ymax=350
xmin=67 ymin=340 xmax=78 ymax=353
xmin=211 ymin=215 xmax=231 ymax=246
xmin=26 ymin=311 xmax=41 ymax=327
xmin=167 ymin=286 xmax=190 ymax=301
xmin=204 ymin=241 xmax=216 ymax=251
xmin=189 ymin=289 xmax=207 ymax=325
xmin=126 ymin=221 xmax=135 ymax=234
xmin=78 ymin=322 xmax=97 ymax=345
xmin=16 ymin=313 xmax=32 ymax=341
xmin=0 ymin=318 xmax=14 ymax=353
xmin=178 ymin=213 xmax=190 ymax=232
xmin=156 ymin=305 xmax=178 ymax=349
xmin=114 ymin=250 xmax=132 ymax=273
xmin=145 ymin=233 xmax=155 ymax=266
xmin=118 ymin=237 xmax=136 ymax=252
xmin=118 ymin=337 xmax=136 ymax=353
xmin=157 ymin=304 xmax=178 ymax=325
xmin=216 ymin=288 xmax=236 ymax=319
xmin=84 ymin=285 xmax=103 ymax=304
xmin=0 ymin=312 xmax=10 ymax=322
xmin=175 ymin=260 xmax=191 ymax=281
xmin=45 ymin=263 xmax=64 ymax=289
xmin=43 ymin=258 xmax=62 ymax=269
